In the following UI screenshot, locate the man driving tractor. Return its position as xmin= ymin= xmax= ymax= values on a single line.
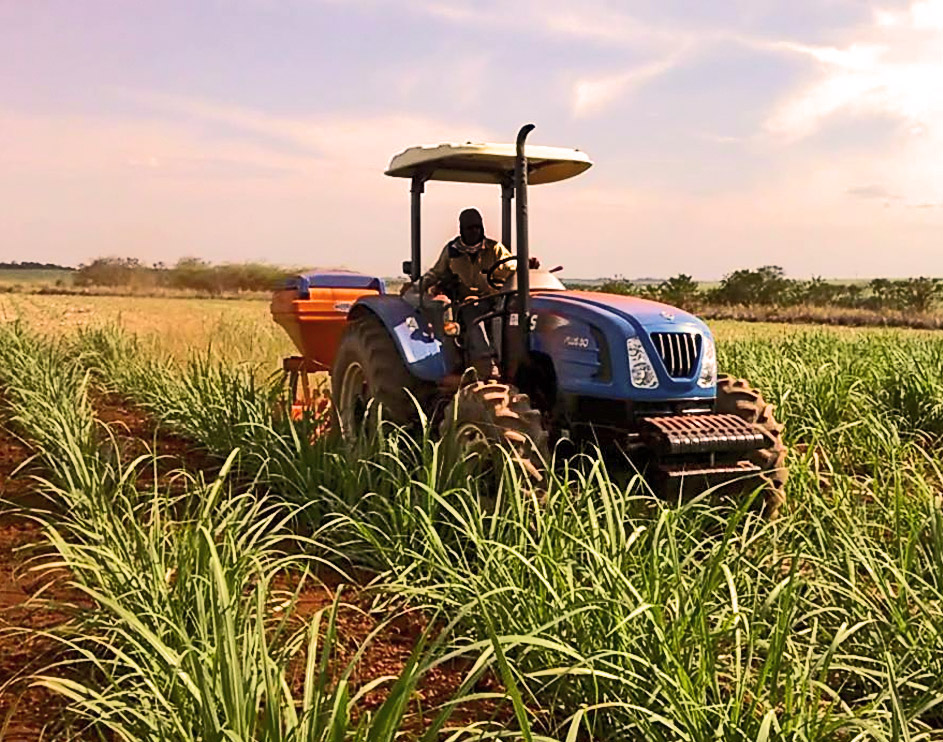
xmin=403 ymin=208 xmax=539 ymax=378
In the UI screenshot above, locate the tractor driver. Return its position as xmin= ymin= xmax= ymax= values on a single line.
xmin=403 ymin=208 xmax=538 ymax=379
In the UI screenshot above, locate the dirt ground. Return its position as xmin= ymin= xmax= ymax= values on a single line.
xmin=0 ymin=395 xmax=510 ymax=739
xmin=0 ymin=426 xmax=91 ymax=740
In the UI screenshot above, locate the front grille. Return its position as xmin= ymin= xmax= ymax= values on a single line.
xmin=650 ymin=332 xmax=702 ymax=378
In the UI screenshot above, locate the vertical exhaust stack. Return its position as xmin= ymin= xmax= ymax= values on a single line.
xmin=514 ymin=123 xmax=535 ymax=367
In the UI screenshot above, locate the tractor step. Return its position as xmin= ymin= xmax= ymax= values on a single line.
xmin=659 ymin=460 xmax=761 ymax=479
xmin=655 ymin=459 xmax=763 ymax=498
xmin=642 ymin=413 xmax=765 ymax=455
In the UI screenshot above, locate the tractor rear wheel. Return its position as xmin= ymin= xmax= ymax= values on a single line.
xmin=331 ymin=314 xmax=433 ymax=437
xmin=715 ymin=374 xmax=788 ymax=517
xmin=440 ymin=381 xmax=549 ymax=482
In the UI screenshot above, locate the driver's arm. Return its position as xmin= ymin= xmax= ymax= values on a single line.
xmin=489 ymin=241 xmax=516 ymax=285
xmin=419 ymin=245 xmax=451 ymax=295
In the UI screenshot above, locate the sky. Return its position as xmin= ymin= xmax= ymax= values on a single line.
xmin=2 ymin=0 xmax=942 ymax=279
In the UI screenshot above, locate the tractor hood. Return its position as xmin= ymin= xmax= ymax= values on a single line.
xmin=544 ymin=290 xmax=708 ymax=334
xmin=528 ymin=289 xmax=715 ymax=401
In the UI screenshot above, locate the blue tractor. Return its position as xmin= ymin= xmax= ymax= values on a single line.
xmin=330 ymin=125 xmax=787 ymax=514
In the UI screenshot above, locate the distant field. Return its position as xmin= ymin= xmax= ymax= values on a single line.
xmin=0 ymin=268 xmax=74 ymax=286
xmin=0 ymin=292 xmax=293 ymax=367
xmin=0 ymin=291 xmax=935 ymax=370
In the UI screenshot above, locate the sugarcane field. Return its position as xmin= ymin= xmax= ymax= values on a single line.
xmin=3 ymin=2 xmax=943 ymax=740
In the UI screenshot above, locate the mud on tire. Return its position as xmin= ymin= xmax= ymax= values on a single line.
xmin=715 ymin=374 xmax=788 ymax=517
xmin=440 ymin=381 xmax=549 ymax=482
xmin=331 ymin=314 xmax=434 ymax=437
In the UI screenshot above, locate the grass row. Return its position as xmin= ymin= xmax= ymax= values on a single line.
xmin=0 ymin=323 xmax=534 ymax=741
xmin=63 ymin=324 xmax=943 ymax=740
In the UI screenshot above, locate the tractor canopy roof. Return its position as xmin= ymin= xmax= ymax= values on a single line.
xmin=385 ymin=142 xmax=592 ymax=185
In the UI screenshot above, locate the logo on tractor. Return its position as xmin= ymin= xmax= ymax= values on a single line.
xmin=508 ymin=313 xmax=538 ymax=330
xmin=334 ymin=302 xmax=353 ymax=313
xmin=564 ymin=336 xmax=591 ymax=349
xmin=660 ymin=310 xmax=676 ymax=321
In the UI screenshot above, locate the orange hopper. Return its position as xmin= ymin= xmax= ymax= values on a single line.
xmin=272 ymin=271 xmax=385 ymax=422
xmin=271 ymin=271 xmax=385 ymax=370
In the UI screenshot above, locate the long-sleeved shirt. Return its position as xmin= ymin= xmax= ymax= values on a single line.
xmin=420 ymin=237 xmax=516 ymax=299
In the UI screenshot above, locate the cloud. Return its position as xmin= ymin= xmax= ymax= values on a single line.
xmin=539 ymin=7 xmax=686 ymax=46
xmin=846 ymin=184 xmax=901 ymax=200
xmin=765 ymin=4 xmax=943 ymax=140
xmin=756 ymin=0 xmax=943 ymax=206
xmin=121 ymin=90 xmax=492 ymax=172
xmin=414 ymin=0 xmax=691 ymax=50
xmin=763 ymin=40 xmax=886 ymax=70
xmin=877 ymin=0 xmax=943 ymax=29
xmin=572 ymin=57 xmax=679 ymax=118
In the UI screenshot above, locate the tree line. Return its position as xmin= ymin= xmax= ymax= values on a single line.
xmin=73 ymin=257 xmax=294 ymax=294
xmin=593 ymin=266 xmax=943 ymax=313
xmin=0 ymin=261 xmax=74 ymax=271
xmin=70 ymin=257 xmax=943 ymax=313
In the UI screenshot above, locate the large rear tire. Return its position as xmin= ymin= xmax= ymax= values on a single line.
xmin=440 ymin=381 xmax=549 ymax=482
xmin=331 ymin=315 xmax=434 ymax=437
xmin=715 ymin=374 xmax=788 ymax=517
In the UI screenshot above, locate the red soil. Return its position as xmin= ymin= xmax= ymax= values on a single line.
xmin=0 ymin=428 xmax=90 ymax=740
xmin=93 ymin=392 xmax=217 ymax=481
xmin=279 ymin=570 xmax=509 ymax=732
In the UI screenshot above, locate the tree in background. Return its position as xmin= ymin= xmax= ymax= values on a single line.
xmin=73 ymin=257 xmax=292 ymax=294
xmin=884 ymin=277 xmax=943 ymax=312
xmin=709 ymin=265 xmax=797 ymax=306
xmin=0 ymin=261 xmax=73 ymax=271
xmin=657 ymin=274 xmax=699 ymax=309
xmin=595 ymin=276 xmax=633 ymax=296
xmin=802 ymin=276 xmax=841 ymax=306
xmin=73 ymin=257 xmax=155 ymax=288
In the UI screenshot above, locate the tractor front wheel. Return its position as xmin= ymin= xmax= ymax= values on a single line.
xmin=331 ymin=315 xmax=433 ymax=438
xmin=715 ymin=374 xmax=788 ymax=517
xmin=440 ymin=381 xmax=549 ymax=482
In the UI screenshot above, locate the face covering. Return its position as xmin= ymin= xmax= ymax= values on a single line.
xmin=458 ymin=208 xmax=485 ymax=251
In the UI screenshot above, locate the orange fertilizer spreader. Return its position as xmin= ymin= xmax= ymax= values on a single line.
xmin=271 ymin=271 xmax=385 ymax=421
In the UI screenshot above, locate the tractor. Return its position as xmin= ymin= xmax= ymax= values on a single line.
xmin=272 ymin=125 xmax=787 ymax=514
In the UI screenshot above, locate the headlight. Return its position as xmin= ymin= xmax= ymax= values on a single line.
xmin=697 ymin=335 xmax=717 ymax=388
xmin=627 ymin=337 xmax=658 ymax=389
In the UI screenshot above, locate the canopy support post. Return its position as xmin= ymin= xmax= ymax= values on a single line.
xmin=500 ymin=177 xmax=514 ymax=250
xmin=409 ymin=175 xmax=425 ymax=282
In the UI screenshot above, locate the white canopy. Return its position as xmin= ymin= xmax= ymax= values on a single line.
xmin=385 ymin=141 xmax=592 ymax=185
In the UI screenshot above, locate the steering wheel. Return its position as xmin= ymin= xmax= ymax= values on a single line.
xmin=437 ymin=287 xmax=518 ymax=336
xmin=441 ymin=291 xmax=496 ymax=318
xmin=482 ymin=255 xmax=520 ymax=289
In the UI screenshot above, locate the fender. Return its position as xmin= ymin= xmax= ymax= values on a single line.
xmin=349 ymin=295 xmax=449 ymax=382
